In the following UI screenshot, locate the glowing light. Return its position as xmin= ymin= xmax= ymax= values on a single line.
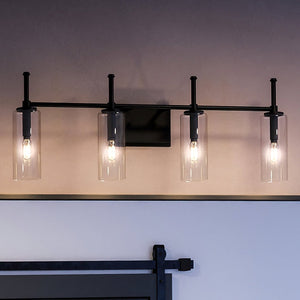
xmin=22 ymin=139 xmax=31 ymax=160
xmin=270 ymin=142 xmax=280 ymax=164
xmin=108 ymin=140 xmax=116 ymax=162
xmin=190 ymin=141 xmax=199 ymax=162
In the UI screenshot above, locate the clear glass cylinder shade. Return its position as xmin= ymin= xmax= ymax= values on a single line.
xmin=180 ymin=113 xmax=208 ymax=182
xmin=13 ymin=110 xmax=41 ymax=180
xmin=98 ymin=111 xmax=126 ymax=181
xmin=261 ymin=115 xmax=288 ymax=182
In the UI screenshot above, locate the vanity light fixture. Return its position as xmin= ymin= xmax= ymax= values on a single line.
xmin=98 ymin=74 xmax=126 ymax=181
xmin=13 ymin=72 xmax=287 ymax=182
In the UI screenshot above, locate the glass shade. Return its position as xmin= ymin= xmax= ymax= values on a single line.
xmin=261 ymin=115 xmax=288 ymax=182
xmin=13 ymin=110 xmax=41 ymax=180
xmin=180 ymin=113 xmax=208 ymax=182
xmin=98 ymin=111 xmax=126 ymax=181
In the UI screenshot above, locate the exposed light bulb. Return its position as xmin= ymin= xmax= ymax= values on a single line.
xmin=270 ymin=142 xmax=280 ymax=164
xmin=22 ymin=138 xmax=31 ymax=160
xmin=107 ymin=140 xmax=116 ymax=162
xmin=190 ymin=141 xmax=199 ymax=163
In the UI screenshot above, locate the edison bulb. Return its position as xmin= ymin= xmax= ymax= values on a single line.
xmin=107 ymin=140 xmax=116 ymax=162
xmin=22 ymin=138 xmax=32 ymax=160
xmin=270 ymin=142 xmax=280 ymax=164
xmin=190 ymin=141 xmax=199 ymax=163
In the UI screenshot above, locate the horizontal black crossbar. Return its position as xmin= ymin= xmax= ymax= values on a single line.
xmin=31 ymin=101 xmax=271 ymax=112
xmin=0 ymin=259 xmax=193 ymax=272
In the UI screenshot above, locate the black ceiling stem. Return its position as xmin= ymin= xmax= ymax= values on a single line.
xmin=22 ymin=72 xmax=31 ymax=139
xmin=189 ymin=76 xmax=199 ymax=142
xmin=106 ymin=74 xmax=117 ymax=141
xmin=270 ymin=78 xmax=277 ymax=114
xmin=108 ymin=74 xmax=115 ymax=111
xmin=190 ymin=76 xmax=197 ymax=112
xmin=269 ymin=78 xmax=278 ymax=143
xmin=23 ymin=72 xmax=30 ymax=109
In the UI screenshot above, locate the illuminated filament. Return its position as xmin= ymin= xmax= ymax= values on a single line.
xmin=22 ymin=138 xmax=32 ymax=160
xmin=270 ymin=142 xmax=280 ymax=164
xmin=190 ymin=141 xmax=199 ymax=162
xmin=108 ymin=140 xmax=116 ymax=162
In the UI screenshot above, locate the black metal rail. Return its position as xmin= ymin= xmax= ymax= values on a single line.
xmin=0 ymin=258 xmax=191 ymax=272
xmin=0 ymin=245 xmax=193 ymax=300
xmin=31 ymin=101 xmax=271 ymax=112
xmin=24 ymin=72 xmax=274 ymax=113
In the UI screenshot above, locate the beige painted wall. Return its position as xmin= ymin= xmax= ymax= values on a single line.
xmin=0 ymin=0 xmax=299 ymax=194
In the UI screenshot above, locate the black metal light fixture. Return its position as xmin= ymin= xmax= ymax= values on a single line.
xmin=13 ymin=72 xmax=287 ymax=182
xmin=261 ymin=78 xmax=287 ymax=182
xmin=180 ymin=76 xmax=208 ymax=182
xmin=13 ymin=72 xmax=41 ymax=180
xmin=98 ymin=74 xmax=126 ymax=181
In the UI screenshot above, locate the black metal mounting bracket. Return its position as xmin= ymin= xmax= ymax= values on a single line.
xmin=0 ymin=244 xmax=194 ymax=300
xmin=124 ymin=108 xmax=171 ymax=146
